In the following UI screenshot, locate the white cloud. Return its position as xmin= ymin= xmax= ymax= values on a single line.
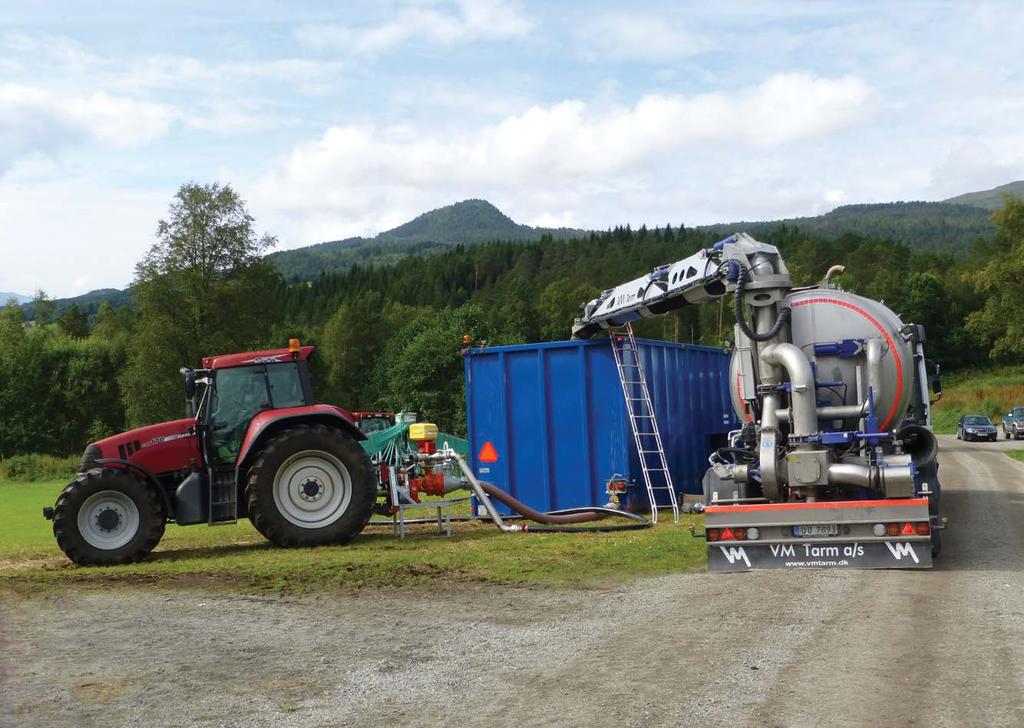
xmin=577 ymin=13 xmax=713 ymax=61
xmin=116 ymin=56 xmax=345 ymax=96
xmin=250 ymin=73 xmax=875 ymax=244
xmin=295 ymin=0 xmax=533 ymax=55
xmin=0 ymin=84 xmax=176 ymax=172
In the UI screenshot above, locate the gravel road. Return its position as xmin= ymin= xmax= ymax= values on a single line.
xmin=3 ymin=434 xmax=1023 ymax=727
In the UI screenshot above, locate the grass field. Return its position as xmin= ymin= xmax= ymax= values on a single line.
xmin=932 ymin=366 xmax=1024 ymax=434
xmin=1005 ymin=450 xmax=1024 ymax=464
xmin=0 ymin=479 xmax=706 ymax=594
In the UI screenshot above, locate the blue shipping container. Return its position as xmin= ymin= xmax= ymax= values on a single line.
xmin=464 ymin=338 xmax=736 ymax=513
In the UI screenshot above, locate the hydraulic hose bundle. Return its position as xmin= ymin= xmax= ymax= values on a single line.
xmin=731 ymin=262 xmax=791 ymax=342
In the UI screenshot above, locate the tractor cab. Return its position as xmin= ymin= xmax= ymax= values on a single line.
xmin=186 ymin=340 xmax=316 ymax=465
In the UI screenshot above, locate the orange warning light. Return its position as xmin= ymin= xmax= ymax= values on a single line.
xmin=478 ymin=441 xmax=499 ymax=463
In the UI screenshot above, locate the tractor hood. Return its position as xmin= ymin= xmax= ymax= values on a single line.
xmin=81 ymin=418 xmax=200 ymax=476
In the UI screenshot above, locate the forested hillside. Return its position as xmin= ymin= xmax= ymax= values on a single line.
xmin=703 ymin=201 xmax=994 ymax=253
xmin=35 ymin=181 xmax=1022 ymax=314
xmin=3 ymin=182 xmax=1024 ymax=460
xmin=945 ymin=181 xmax=1024 ymax=211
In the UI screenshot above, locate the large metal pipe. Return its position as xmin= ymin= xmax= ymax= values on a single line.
xmin=827 ymin=462 xmax=915 ymax=493
xmin=866 ymin=337 xmax=883 ymax=405
xmin=760 ymin=343 xmax=817 ymax=438
xmin=827 ymin=463 xmax=872 ymax=487
xmin=776 ymin=402 xmax=868 ymax=422
xmin=759 ymin=392 xmax=781 ymax=500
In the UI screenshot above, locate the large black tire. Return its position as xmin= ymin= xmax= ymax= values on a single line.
xmin=52 ymin=469 xmax=166 ymax=566
xmin=245 ymin=424 xmax=375 ymax=548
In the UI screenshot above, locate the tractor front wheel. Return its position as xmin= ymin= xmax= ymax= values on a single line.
xmin=52 ymin=469 xmax=166 ymax=565
xmin=245 ymin=424 xmax=375 ymax=548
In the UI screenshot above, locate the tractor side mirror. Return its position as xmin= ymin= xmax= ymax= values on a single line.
xmin=183 ymin=370 xmax=197 ymax=400
xmin=931 ymin=374 xmax=942 ymax=397
xmin=181 ymin=368 xmax=198 ymax=417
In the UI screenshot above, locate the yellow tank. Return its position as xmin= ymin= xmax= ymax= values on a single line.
xmin=409 ymin=422 xmax=438 ymax=442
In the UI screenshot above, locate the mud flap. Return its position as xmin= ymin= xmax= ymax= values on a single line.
xmin=709 ymin=539 xmax=933 ymax=571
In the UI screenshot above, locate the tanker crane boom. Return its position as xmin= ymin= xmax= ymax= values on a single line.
xmin=571 ymin=232 xmax=790 ymax=340
xmin=574 ymin=232 xmax=944 ymax=571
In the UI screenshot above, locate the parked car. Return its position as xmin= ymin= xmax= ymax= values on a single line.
xmin=1002 ymin=406 xmax=1024 ymax=439
xmin=957 ymin=414 xmax=998 ymax=442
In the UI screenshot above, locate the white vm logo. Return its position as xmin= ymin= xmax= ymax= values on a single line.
xmin=886 ymin=542 xmax=919 ymax=564
xmin=719 ymin=545 xmax=751 ymax=568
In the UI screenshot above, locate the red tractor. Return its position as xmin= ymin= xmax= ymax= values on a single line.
xmin=43 ymin=340 xmax=377 ymax=566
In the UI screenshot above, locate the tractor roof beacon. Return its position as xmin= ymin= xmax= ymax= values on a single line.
xmin=45 ymin=339 xmax=377 ymax=566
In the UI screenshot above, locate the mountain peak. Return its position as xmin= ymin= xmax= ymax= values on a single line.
xmin=379 ymin=199 xmax=523 ymax=243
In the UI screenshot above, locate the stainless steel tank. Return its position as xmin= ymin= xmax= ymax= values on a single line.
xmin=729 ymin=288 xmax=915 ymax=431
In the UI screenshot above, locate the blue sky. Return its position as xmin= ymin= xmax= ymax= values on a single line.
xmin=1 ymin=0 xmax=1023 ymax=297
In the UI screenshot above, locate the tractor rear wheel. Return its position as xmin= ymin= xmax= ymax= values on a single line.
xmin=245 ymin=424 xmax=375 ymax=548
xmin=52 ymin=469 xmax=166 ymax=566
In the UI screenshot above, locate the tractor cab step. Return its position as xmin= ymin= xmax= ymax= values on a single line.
xmin=208 ymin=467 xmax=238 ymax=524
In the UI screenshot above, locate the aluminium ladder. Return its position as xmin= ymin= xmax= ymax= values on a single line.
xmin=608 ymin=323 xmax=679 ymax=524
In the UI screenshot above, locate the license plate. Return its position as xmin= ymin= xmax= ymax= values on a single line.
xmin=792 ymin=524 xmax=839 ymax=537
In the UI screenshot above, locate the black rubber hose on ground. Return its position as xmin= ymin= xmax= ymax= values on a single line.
xmin=479 ymin=481 xmax=651 ymax=531
xmin=733 ymin=264 xmax=791 ymax=343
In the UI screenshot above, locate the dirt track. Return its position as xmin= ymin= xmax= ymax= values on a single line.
xmin=3 ymin=434 xmax=1024 ymax=727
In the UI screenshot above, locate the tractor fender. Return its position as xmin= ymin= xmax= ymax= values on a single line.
xmin=236 ymin=405 xmax=366 ymax=472
xmin=92 ymin=458 xmax=176 ymax=518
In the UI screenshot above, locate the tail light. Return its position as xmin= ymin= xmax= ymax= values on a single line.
xmin=732 ymin=528 xmax=747 ymax=540
xmin=706 ymin=528 xmax=721 ymax=541
xmin=881 ymin=522 xmax=929 ymax=537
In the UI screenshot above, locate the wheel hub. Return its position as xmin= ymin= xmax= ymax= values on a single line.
xmin=300 ymin=478 xmax=323 ymax=500
xmin=95 ymin=507 xmax=122 ymax=532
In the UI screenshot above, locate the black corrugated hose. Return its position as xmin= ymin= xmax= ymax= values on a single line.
xmin=479 ymin=481 xmax=651 ymax=532
xmin=733 ymin=264 xmax=790 ymax=342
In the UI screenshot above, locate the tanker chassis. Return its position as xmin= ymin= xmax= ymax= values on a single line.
xmin=573 ymin=233 xmax=942 ymax=571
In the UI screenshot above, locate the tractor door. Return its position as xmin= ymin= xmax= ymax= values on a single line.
xmin=201 ymin=365 xmax=269 ymax=522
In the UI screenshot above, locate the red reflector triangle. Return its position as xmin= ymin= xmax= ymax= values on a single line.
xmin=901 ymin=522 xmax=916 ymax=536
xmin=720 ymin=527 xmax=734 ymax=541
xmin=478 ymin=441 xmax=499 ymax=463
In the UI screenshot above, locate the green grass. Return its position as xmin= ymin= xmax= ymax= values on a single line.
xmin=0 ymin=479 xmax=706 ymax=594
xmin=1006 ymin=450 xmax=1024 ymax=464
xmin=932 ymin=366 xmax=1024 ymax=434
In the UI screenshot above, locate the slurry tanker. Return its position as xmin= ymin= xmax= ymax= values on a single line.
xmin=573 ymin=233 xmax=943 ymax=571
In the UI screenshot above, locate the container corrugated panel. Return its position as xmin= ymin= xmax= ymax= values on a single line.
xmin=464 ymin=338 xmax=736 ymax=513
